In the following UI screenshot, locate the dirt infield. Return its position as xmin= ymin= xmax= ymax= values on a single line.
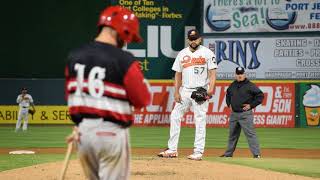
xmin=0 ymin=148 xmax=320 ymax=180
xmin=0 ymin=158 xmax=319 ymax=180
xmin=1 ymin=147 xmax=320 ymax=159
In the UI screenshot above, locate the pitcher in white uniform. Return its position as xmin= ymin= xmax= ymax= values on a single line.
xmin=158 ymin=29 xmax=217 ymax=160
xmin=16 ymin=87 xmax=35 ymax=132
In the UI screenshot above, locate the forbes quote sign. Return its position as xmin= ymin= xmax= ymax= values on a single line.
xmin=112 ymin=0 xmax=200 ymax=79
xmin=203 ymin=0 xmax=320 ymax=33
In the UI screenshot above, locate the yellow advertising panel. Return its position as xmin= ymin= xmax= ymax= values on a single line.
xmin=0 ymin=106 xmax=73 ymax=124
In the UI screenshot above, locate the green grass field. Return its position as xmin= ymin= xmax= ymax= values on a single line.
xmin=0 ymin=154 xmax=70 ymax=172
xmin=208 ymin=157 xmax=320 ymax=178
xmin=1 ymin=126 xmax=319 ymax=149
xmin=0 ymin=126 xmax=320 ymax=177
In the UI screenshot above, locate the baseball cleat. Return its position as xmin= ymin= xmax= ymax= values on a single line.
xmin=158 ymin=149 xmax=178 ymax=158
xmin=219 ymin=154 xmax=232 ymax=158
xmin=253 ymin=155 xmax=261 ymax=158
xmin=187 ymin=153 xmax=203 ymax=161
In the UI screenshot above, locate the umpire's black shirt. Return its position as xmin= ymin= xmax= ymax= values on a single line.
xmin=226 ymin=78 xmax=264 ymax=112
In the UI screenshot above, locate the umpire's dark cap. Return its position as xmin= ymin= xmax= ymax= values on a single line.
xmin=187 ymin=29 xmax=200 ymax=41
xmin=235 ymin=67 xmax=245 ymax=74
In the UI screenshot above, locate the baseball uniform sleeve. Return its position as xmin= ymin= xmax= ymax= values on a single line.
xmin=207 ymin=50 xmax=218 ymax=70
xmin=172 ymin=51 xmax=182 ymax=72
xmin=16 ymin=95 xmax=22 ymax=103
xmin=28 ymin=95 xmax=34 ymax=103
xmin=226 ymin=86 xmax=231 ymax=107
xmin=123 ymin=61 xmax=151 ymax=108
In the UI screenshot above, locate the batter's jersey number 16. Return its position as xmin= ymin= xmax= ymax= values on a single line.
xmin=74 ymin=63 xmax=106 ymax=98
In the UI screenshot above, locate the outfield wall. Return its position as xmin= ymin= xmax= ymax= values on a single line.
xmin=2 ymin=1 xmax=319 ymax=127
xmin=1 ymin=79 xmax=319 ymax=128
xmin=3 ymin=1 xmax=319 ymax=80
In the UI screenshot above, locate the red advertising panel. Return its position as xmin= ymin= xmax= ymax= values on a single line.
xmin=133 ymin=82 xmax=295 ymax=128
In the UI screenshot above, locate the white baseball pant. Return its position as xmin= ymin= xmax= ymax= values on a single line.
xmin=16 ymin=108 xmax=29 ymax=131
xmin=168 ymin=87 xmax=208 ymax=154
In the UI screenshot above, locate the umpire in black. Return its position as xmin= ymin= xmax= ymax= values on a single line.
xmin=220 ymin=67 xmax=264 ymax=158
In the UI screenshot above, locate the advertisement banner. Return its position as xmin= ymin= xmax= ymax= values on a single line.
xmin=203 ymin=37 xmax=320 ymax=80
xmin=0 ymin=82 xmax=295 ymax=127
xmin=0 ymin=106 xmax=72 ymax=124
xmin=134 ymin=81 xmax=295 ymax=127
xmin=110 ymin=0 xmax=201 ymax=79
xmin=298 ymin=83 xmax=320 ymax=127
xmin=203 ymin=0 xmax=320 ymax=33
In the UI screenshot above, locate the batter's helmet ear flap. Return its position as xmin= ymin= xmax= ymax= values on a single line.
xmin=98 ymin=6 xmax=142 ymax=43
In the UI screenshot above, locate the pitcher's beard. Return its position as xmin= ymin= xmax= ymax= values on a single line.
xmin=189 ymin=44 xmax=199 ymax=51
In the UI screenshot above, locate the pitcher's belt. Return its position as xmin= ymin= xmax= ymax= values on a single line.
xmin=184 ymin=87 xmax=198 ymax=89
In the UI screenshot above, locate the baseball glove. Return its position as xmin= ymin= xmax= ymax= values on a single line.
xmin=28 ymin=109 xmax=36 ymax=115
xmin=191 ymin=87 xmax=209 ymax=104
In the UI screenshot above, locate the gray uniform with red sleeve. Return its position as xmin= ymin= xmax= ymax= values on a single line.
xmin=65 ymin=41 xmax=151 ymax=180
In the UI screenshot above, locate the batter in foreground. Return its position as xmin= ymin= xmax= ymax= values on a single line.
xmin=65 ymin=6 xmax=151 ymax=180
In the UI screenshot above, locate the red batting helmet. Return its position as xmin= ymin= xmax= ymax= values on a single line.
xmin=98 ymin=6 xmax=142 ymax=43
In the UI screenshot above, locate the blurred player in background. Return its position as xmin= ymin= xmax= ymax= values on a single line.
xmin=15 ymin=87 xmax=35 ymax=132
xmin=65 ymin=5 xmax=151 ymax=180
xmin=158 ymin=29 xmax=217 ymax=161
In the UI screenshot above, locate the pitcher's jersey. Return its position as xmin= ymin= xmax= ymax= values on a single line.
xmin=17 ymin=94 xmax=33 ymax=108
xmin=172 ymin=45 xmax=217 ymax=88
